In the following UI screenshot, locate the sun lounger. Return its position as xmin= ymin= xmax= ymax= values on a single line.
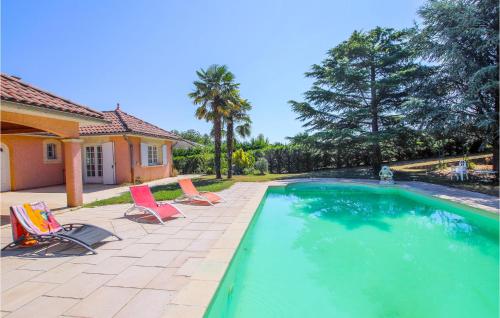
xmin=2 ymin=201 xmax=121 ymax=254
xmin=125 ymin=185 xmax=185 ymax=224
xmin=177 ymin=178 xmax=224 ymax=205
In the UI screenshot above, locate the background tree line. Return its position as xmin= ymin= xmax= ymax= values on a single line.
xmin=173 ymin=129 xmax=479 ymax=175
xmin=182 ymin=0 xmax=498 ymax=178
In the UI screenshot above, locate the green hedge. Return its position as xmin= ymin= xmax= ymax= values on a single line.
xmin=173 ymin=147 xmax=228 ymax=175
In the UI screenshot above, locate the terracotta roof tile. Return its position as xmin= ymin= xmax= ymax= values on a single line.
xmin=80 ymin=108 xmax=181 ymax=140
xmin=0 ymin=74 xmax=104 ymax=119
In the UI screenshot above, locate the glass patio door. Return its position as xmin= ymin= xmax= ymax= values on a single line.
xmin=84 ymin=145 xmax=103 ymax=183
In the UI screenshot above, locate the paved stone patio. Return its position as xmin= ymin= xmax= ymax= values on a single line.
xmin=0 ymin=179 xmax=497 ymax=318
xmin=1 ymin=182 xmax=267 ymax=318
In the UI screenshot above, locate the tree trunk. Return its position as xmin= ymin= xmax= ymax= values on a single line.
xmin=226 ymin=117 xmax=234 ymax=179
xmin=493 ymin=88 xmax=499 ymax=177
xmin=370 ymin=64 xmax=382 ymax=176
xmin=213 ymin=116 xmax=222 ymax=179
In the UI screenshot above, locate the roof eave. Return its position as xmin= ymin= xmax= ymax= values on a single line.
xmin=80 ymin=131 xmax=182 ymax=142
xmin=1 ymin=100 xmax=109 ymax=126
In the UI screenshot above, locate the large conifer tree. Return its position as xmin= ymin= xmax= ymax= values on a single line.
xmin=290 ymin=27 xmax=429 ymax=175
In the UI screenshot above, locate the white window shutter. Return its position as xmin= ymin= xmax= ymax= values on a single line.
xmin=141 ymin=143 xmax=148 ymax=167
xmin=162 ymin=145 xmax=168 ymax=165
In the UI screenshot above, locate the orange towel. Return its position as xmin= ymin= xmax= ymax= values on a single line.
xmin=23 ymin=203 xmax=50 ymax=233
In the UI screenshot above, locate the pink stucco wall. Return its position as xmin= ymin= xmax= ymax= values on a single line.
xmin=128 ymin=136 xmax=173 ymax=183
xmin=1 ymin=135 xmax=65 ymax=190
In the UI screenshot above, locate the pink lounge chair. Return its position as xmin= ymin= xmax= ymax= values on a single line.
xmin=177 ymin=178 xmax=224 ymax=206
xmin=125 ymin=185 xmax=185 ymax=224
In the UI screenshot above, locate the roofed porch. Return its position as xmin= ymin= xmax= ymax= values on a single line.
xmin=1 ymin=108 xmax=85 ymax=208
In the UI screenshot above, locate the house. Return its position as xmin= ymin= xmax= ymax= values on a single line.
xmin=79 ymin=104 xmax=181 ymax=185
xmin=0 ymin=74 xmax=182 ymax=207
xmin=0 ymin=74 xmax=107 ymax=206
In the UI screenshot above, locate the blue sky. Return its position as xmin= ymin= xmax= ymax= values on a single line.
xmin=1 ymin=0 xmax=424 ymax=142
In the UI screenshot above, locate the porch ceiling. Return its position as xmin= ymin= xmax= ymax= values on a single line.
xmin=1 ymin=109 xmax=80 ymax=137
xmin=1 ymin=122 xmax=45 ymax=135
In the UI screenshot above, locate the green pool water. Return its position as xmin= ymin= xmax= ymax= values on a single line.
xmin=205 ymin=183 xmax=499 ymax=318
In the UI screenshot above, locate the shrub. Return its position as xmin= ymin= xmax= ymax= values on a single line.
xmin=434 ymin=160 xmax=447 ymax=171
xmin=173 ymin=146 xmax=221 ymax=175
xmin=463 ymin=156 xmax=477 ymax=170
xmin=253 ymin=149 xmax=265 ymax=160
xmin=467 ymin=161 xmax=477 ymax=170
xmin=232 ymin=149 xmax=255 ymax=174
xmin=242 ymin=167 xmax=255 ymax=175
xmin=173 ymin=154 xmax=209 ymax=174
xmin=255 ymin=158 xmax=269 ymax=175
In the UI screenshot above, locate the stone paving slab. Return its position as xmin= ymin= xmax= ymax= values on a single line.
xmin=45 ymin=272 xmax=114 ymax=298
xmin=5 ymin=296 xmax=79 ymax=318
xmin=65 ymin=286 xmax=140 ymax=318
xmin=114 ymin=289 xmax=175 ymax=318
xmin=0 ymin=180 xmax=497 ymax=317
xmin=106 ymin=265 xmax=163 ymax=289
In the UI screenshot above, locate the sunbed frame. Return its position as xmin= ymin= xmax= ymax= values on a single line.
xmin=176 ymin=179 xmax=225 ymax=206
xmin=125 ymin=185 xmax=186 ymax=225
xmin=2 ymin=205 xmax=121 ymax=255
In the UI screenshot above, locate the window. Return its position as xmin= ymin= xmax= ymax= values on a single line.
xmin=43 ymin=140 xmax=61 ymax=164
xmin=85 ymin=146 xmax=103 ymax=177
xmin=86 ymin=146 xmax=95 ymax=177
xmin=148 ymin=145 xmax=159 ymax=166
xmin=46 ymin=143 xmax=57 ymax=160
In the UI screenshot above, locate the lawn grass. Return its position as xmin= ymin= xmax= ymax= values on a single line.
xmin=84 ymin=177 xmax=236 ymax=207
xmin=85 ymin=154 xmax=498 ymax=207
xmin=84 ymin=173 xmax=310 ymax=207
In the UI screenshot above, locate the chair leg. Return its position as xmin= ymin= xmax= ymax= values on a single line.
xmin=174 ymin=206 xmax=187 ymax=218
xmin=199 ymin=196 xmax=215 ymax=206
xmin=1 ymin=238 xmax=26 ymax=251
xmin=141 ymin=208 xmax=166 ymax=225
xmin=124 ymin=205 xmax=136 ymax=217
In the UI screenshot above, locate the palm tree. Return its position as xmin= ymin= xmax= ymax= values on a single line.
xmin=189 ymin=65 xmax=238 ymax=179
xmin=226 ymin=97 xmax=252 ymax=179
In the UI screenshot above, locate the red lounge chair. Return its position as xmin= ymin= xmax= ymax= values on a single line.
xmin=125 ymin=185 xmax=185 ymax=224
xmin=177 ymin=178 xmax=224 ymax=206
xmin=2 ymin=201 xmax=121 ymax=255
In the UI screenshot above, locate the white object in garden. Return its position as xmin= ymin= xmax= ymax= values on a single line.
xmin=451 ymin=160 xmax=468 ymax=181
xmin=379 ymin=166 xmax=394 ymax=184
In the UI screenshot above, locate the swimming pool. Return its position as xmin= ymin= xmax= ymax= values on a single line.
xmin=205 ymin=183 xmax=499 ymax=318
